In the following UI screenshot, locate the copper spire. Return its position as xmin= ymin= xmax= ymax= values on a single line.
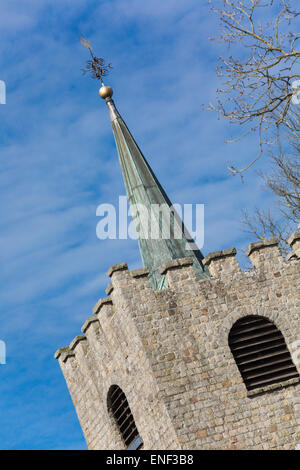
xmin=81 ymin=39 xmax=209 ymax=288
xmin=99 ymin=85 xmax=209 ymax=289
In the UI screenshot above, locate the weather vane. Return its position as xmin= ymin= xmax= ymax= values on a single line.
xmin=81 ymin=37 xmax=113 ymax=86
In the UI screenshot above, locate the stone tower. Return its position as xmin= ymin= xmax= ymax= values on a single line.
xmin=55 ymin=84 xmax=300 ymax=450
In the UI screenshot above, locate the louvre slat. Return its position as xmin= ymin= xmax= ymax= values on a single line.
xmin=110 ymin=386 xmax=122 ymax=400
xmin=124 ymin=428 xmax=137 ymax=445
xmin=237 ymin=348 xmax=289 ymax=365
xmin=112 ymin=397 xmax=127 ymax=415
xmin=122 ymin=421 xmax=135 ymax=437
xmin=110 ymin=389 xmax=123 ymax=407
xmin=246 ymin=371 xmax=299 ymax=389
xmin=229 ymin=315 xmax=299 ymax=392
xmin=116 ymin=405 xmax=130 ymax=423
xmin=240 ymin=355 xmax=291 ymax=373
xmin=233 ymin=341 xmax=285 ymax=359
xmin=120 ymin=417 xmax=135 ymax=435
xmin=119 ymin=413 xmax=133 ymax=430
xmin=124 ymin=426 xmax=139 ymax=445
xmin=230 ymin=334 xmax=282 ymax=351
xmin=243 ymin=363 xmax=296 ymax=380
xmin=230 ymin=323 xmax=275 ymax=336
xmin=229 ymin=328 xmax=278 ymax=345
xmin=111 ymin=393 xmax=122 ymax=404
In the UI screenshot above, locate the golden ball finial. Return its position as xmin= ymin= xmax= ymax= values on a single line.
xmin=99 ymin=85 xmax=113 ymax=99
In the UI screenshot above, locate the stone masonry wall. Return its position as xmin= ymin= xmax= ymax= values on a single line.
xmin=55 ymin=233 xmax=300 ymax=450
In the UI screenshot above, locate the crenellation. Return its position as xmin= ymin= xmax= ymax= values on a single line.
xmin=203 ymin=248 xmax=241 ymax=278
xmin=54 ymin=346 xmax=68 ymax=360
xmin=69 ymin=334 xmax=87 ymax=351
xmin=159 ymin=257 xmax=194 ymax=275
xmin=130 ymin=267 xmax=150 ymax=278
xmin=246 ymin=237 xmax=282 ymax=269
xmin=81 ymin=315 xmax=99 ymax=334
xmin=55 ymin=346 xmax=75 ymax=363
xmin=92 ymin=296 xmax=113 ymax=315
xmin=106 ymin=262 xmax=128 ymax=278
xmin=288 ymin=231 xmax=300 ymax=258
xmin=61 ymin=349 xmax=76 ymax=363
xmin=107 ymin=264 xmax=140 ymax=300
xmin=159 ymin=257 xmax=197 ymax=288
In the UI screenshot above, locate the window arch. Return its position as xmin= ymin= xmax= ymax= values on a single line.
xmin=107 ymin=385 xmax=143 ymax=450
xmin=229 ymin=315 xmax=299 ymax=391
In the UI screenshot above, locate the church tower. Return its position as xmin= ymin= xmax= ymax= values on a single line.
xmin=55 ymin=80 xmax=300 ymax=450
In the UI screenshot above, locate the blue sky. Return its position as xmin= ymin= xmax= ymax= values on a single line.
xmin=0 ymin=0 xmax=295 ymax=450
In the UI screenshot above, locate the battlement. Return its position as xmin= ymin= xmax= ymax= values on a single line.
xmin=55 ymin=235 xmax=300 ymax=450
xmin=288 ymin=231 xmax=300 ymax=258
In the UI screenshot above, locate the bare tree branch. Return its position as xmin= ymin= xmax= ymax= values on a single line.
xmin=242 ymin=126 xmax=300 ymax=253
xmin=207 ymin=0 xmax=300 ymax=174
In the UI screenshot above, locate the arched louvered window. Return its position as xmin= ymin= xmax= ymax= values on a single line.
xmin=229 ymin=316 xmax=299 ymax=391
xmin=108 ymin=385 xmax=143 ymax=450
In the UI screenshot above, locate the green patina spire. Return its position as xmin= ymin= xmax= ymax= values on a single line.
xmin=99 ymin=85 xmax=209 ymax=289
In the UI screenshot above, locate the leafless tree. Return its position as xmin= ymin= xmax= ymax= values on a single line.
xmin=242 ymin=207 xmax=291 ymax=252
xmin=242 ymin=122 xmax=299 ymax=253
xmin=208 ymin=1 xmax=300 ymax=253
xmin=208 ymin=0 xmax=300 ymax=174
